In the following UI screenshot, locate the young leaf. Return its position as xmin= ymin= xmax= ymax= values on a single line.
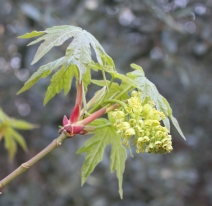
xmin=127 ymin=63 xmax=185 ymax=139
xmin=10 ymin=119 xmax=38 ymax=130
xmin=77 ymin=118 xmax=127 ymax=198
xmin=0 ymin=125 xmax=7 ymax=141
xmin=91 ymin=80 xmax=129 ymax=101
xmin=77 ymin=119 xmax=111 ymax=184
xmin=7 ymin=128 xmax=28 ymax=152
xmin=28 ymin=26 xmax=82 ymax=65
xmin=110 ymin=133 xmax=126 ymax=199
xmin=19 ymin=25 xmax=116 ymax=104
xmin=4 ymin=132 xmax=17 ymax=161
xmin=17 ymin=57 xmax=65 ymax=94
xmin=170 ymin=115 xmax=185 ymax=140
xmin=0 ymin=108 xmax=36 ymax=159
xmin=44 ymin=64 xmax=78 ymax=105
xmin=18 ymin=31 xmax=45 ymax=39
xmin=130 ymin=63 xmax=145 ymax=76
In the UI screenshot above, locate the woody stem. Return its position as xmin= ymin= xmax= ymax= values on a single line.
xmin=0 ymin=132 xmax=67 ymax=194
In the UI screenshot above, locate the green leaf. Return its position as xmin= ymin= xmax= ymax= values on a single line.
xmin=0 ymin=108 xmax=36 ymax=159
xmin=17 ymin=57 xmax=65 ymax=94
xmin=109 ymin=71 xmax=137 ymax=88
xmin=44 ymin=64 xmax=78 ymax=105
xmin=0 ymin=125 xmax=7 ymax=141
xmin=28 ymin=26 xmax=82 ymax=65
xmin=130 ymin=63 xmax=145 ymax=76
xmin=18 ymin=31 xmax=45 ymax=39
xmin=170 ymin=115 xmax=186 ymax=140
xmin=86 ymin=87 xmax=107 ymax=110
xmin=91 ymin=80 xmax=129 ymax=101
xmin=7 ymin=128 xmax=28 ymax=152
xmin=77 ymin=119 xmax=112 ymax=185
xmin=25 ymin=25 xmax=113 ymax=77
xmin=82 ymin=67 xmax=91 ymax=93
xmin=127 ymin=64 xmax=185 ymax=139
xmin=110 ymin=133 xmax=126 ymax=199
xmin=91 ymin=79 xmax=110 ymax=87
xmin=4 ymin=132 xmax=17 ymax=161
xmin=77 ymin=118 xmax=127 ymax=198
xmin=10 ymin=119 xmax=38 ymax=130
xmin=19 ymin=26 xmax=115 ymax=103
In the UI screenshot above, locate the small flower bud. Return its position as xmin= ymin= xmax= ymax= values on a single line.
xmin=125 ymin=128 xmax=135 ymax=136
xmin=167 ymin=145 xmax=173 ymax=152
xmin=111 ymin=111 xmax=117 ymax=119
xmin=120 ymin=122 xmax=130 ymax=130
xmin=129 ymin=118 xmax=136 ymax=126
xmin=138 ymin=120 xmax=144 ymax=127
xmin=156 ymin=131 xmax=163 ymax=137
xmin=131 ymin=90 xmax=138 ymax=97
xmin=139 ymin=130 xmax=145 ymax=136
xmin=151 ymin=120 xmax=160 ymax=126
xmin=162 ymin=144 xmax=168 ymax=149
xmin=155 ymin=141 xmax=162 ymax=148
xmin=144 ymin=121 xmax=151 ymax=128
xmin=138 ymin=136 xmax=150 ymax=143
xmin=133 ymin=105 xmax=142 ymax=114
xmin=125 ymin=107 xmax=133 ymax=114
xmin=134 ymin=125 xmax=141 ymax=132
xmin=117 ymin=111 xmax=125 ymax=119
xmin=161 ymin=138 xmax=170 ymax=144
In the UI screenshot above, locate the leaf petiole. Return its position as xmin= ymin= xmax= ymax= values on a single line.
xmin=94 ymin=123 xmax=111 ymax=130
xmin=103 ymin=99 xmax=127 ymax=109
xmin=88 ymin=76 xmax=115 ymax=114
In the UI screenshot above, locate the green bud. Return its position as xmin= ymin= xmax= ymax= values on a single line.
xmin=161 ymin=138 xmax=170 ymax=144
xmin=167 ymin=145 xmax=173 ymax=152
xmin=125 ymin=128 xmax=135 ymax=136
xmin=120 ymin=122 xmax=130 ymax=130
xmin=138 ymin=120 xmax=144 ymax=127
xmin=144 ymin=120 xmax=151 ymax=128
xmin=141 ymin=136 xmax=150 ymax=142
xmin=151 ymin=120 xmax=160 ymax=126
xmin=111 ymin=111 xmax=117 ymax=119
xmin=139 ymin=129 xmax=145 ymax=136
xmin=133 ymin=105 xmax=142 ymax=115
xmin=117 ymin=111 xmax=125 ymax=118
xmin=156 ymin=131 xmax=163 ymax=137
xmin=155 ymin=141 xmax=162 ymax=148
xmin=131 ymin=90 xmax=138 ymax=97
xmin=129 ymin=118 xmax=136 ymax=126
xmin=125 ymin=106 xmax=133 ymax=114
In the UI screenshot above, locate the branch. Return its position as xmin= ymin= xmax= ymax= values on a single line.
xmin=0 ymin=100 xmax=127 ymax=194
xmin=0 ymin=132 xmax=67 ymax=194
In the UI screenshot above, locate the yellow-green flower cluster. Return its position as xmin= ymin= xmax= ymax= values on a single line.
xmin=111 ymin=91 xmax=173 ymax=154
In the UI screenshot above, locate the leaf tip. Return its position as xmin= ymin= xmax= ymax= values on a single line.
xmin=119 ymin=189 xmax=123 ymax=199
xmin=182 ymin=135 xmax=186 ymax=141
xmin=16 ymin=91 xmax=21 ymax=95
xmin=81 ymin=178 xmax=86 ymax=187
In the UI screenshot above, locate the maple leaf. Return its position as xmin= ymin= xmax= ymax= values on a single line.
xmin=77 ymin=118 xmax=127 ymax=199
xmin=18 ymin=25 xmax=115 ymax=105
xmin=0 ymin=108 xmax=37 ymax=160
xmin=127 ymin=64 xmax=185 ymax=140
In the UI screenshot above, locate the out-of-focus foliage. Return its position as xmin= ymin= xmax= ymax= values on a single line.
xmin=0 ymin=0 xmax=212 ymax=205
xmin=0 ymin=108 xmax=36 ymax=160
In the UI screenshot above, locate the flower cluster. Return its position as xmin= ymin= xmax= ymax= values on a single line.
xmin=110 ymin=91 xmax=173 ymax=154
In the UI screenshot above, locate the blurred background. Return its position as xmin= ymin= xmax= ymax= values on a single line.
xmin=0 ymin=0 xmax=211 ymax=205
